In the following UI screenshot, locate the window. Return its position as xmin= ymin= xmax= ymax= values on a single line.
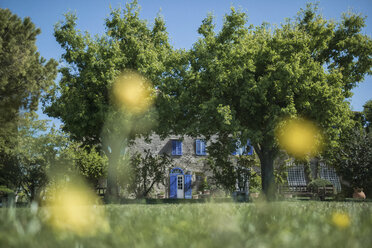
xmin=287 ymin=165 xmax=307 ymax=187
xmin=319 ymin=164 xmax=341 ymax=193
xmin=172 ymin=140 xmax=183 ymax=155
xmin=232 ymin=139 xmax=254 ymax=156
xmin=195 ymin=139 xmax=207 ymax=155
xmin=177 ymin=176 xmax=183 ymax=190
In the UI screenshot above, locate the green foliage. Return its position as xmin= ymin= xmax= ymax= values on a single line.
xmin=204 ymin=134 xmax=235 ymax=192
xmin=157 ymin=4 xmax=372 ymax=199
xmin=307 ymin=178 xmax=333 ymax=192
xmin=45 ymin=0 xmax=172 ymax=147
xmin=204 ymin=133 xmax=250 ymax=193
xmin=274 ymin=162 xmax=289 ymax=185
xmin=298 ymin=159 xmax=313 ymax=183
xmin=351 ymin=111 xmax=366 ymax=130
xmin=126 ymin=149 xmax=172 ymax=198
xmin=363 ymin=99 xmax=372 ymax=132
xmin=0 ymin=185 xmax=14 ymax=195
xmin=0 ymin=8 xmax=57 ymax=125
xmin=330 ymin=128 xmax=372 ymax=196
xmin=45 ymin=0 xmax=173 ymax=200
xmin=201 ymin=177 xmax=210 ymax=191
xmin=204 ymin=134 xmax=260 ymax=194
xmin=15 ymin=113 xmax=59 ymax=202
xmin=1 ymin=202 xmax=372 ymax=247
xmin=249 ymin=172 xmax=262 ymax=193
xmin=0 ymin=8 xmax=57 ymax=191
xmin=1 ymin=112 xmax=107 ymax=202
xmin=61 ymin=142 xmax=108 ymax=187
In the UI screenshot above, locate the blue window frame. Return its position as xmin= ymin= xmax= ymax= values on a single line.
xmin=232 ymin=139 xmax=254 ymax=155
xmin=171 ymin=140 xmax=183 ymax=155
xmin=195 ymin=139 xmax=207 ymax=155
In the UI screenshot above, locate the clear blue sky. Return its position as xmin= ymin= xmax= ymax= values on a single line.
xmin=1 ymin=0 xmax=371 ymax=124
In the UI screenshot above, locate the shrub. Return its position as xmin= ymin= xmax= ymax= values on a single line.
xmin=307 ymin=179 xmax=333 ymax=193
xmin=250 ymin=172 xmax=262 ymax=193
xmin=308 ymin=179 xmax=335 ymax=200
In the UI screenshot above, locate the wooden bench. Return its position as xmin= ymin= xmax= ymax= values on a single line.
xmin=278 ymin=184 xmax=335 ymax=200
xmin=279 ymin=185 xmax=313 ymax=197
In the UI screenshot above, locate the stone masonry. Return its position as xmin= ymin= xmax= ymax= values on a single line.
xmin=129 ymin=134 xmax=210 ymax=197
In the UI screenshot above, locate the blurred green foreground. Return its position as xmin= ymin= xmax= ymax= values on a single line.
xmin=1 ymin=202 xmax=371 ymax=248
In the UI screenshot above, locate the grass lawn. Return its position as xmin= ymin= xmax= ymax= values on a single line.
xmin=1 ymin=201 xmax=371 ymax=248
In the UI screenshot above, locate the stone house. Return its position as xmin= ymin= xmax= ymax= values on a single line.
xmin=129 ymin=134 xmax=211 ymax=198
xmin=128 ymin=133 xmax=255 ymax=198
xmin=128 ymin=134 xmax=342 ymax=198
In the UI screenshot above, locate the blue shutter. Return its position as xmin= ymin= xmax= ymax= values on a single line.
xmin=184 ymin=174 xmax=192 ymax=199
xmin=177 ymin=141 xmax=182 ymax=155
xmin=201 ymin=140 xmax=206 ymax=155
xmin=172 ymin=140 xmax=177 ymax=155
xmin=196 ymin=140 xmax=201 ymax=155
xmin=172 ymin=140 xmax=182 ymax=155
xmin=196 ymin=139 xmax=207 ymax=155
xmin=169 ymin=175 xmax=177 ymax=198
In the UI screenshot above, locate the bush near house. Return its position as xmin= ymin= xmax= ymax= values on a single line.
xmin=307 ymin=179 xmax=335 ymax=200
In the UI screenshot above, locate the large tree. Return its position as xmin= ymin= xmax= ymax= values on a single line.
xmin=363 ymin=99 xmax=372 ymax=132
xmin=0 ymin=9 xmax=57 ymax=190
xmin=157 ymin=4 xmax=372 ymax=199
xmin=45 ymin=1 xmax=172 ymax=201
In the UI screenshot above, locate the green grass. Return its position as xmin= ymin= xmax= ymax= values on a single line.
xmin=1 ymin=201 xmax=372 ymax=248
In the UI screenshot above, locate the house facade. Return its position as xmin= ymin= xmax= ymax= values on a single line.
xmin=129 ymin=134 xmax=254 ymax=198
xmin=129 ymin=134 xmax=210 ymax=198
xmin=128 ymin=134 xmax=341 ymax=198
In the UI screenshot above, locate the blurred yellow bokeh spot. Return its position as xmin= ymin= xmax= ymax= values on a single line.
xmin=276 ymin=118 xmax=323 ymax=159
xmin=332 ymin=212 xmax=350 ymax=229
xmin=113 ymin=71 xmax=153 ymax=114
xmin=45 ymin=182 xmax=109 ymax=236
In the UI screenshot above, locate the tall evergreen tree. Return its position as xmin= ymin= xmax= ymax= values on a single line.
xmin=0 ymin=9 xmax=57 ymax=190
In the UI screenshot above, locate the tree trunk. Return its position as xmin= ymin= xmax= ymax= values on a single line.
xmin=30 ymin=185 xmax=36 ymax=203
xmin=255 ymin=145 xmax=276 ymax=200
xmin=105 ymin=145 xmax=120 ymax=203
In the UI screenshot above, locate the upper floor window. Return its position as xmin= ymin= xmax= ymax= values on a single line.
xmin=195 ymin=139 xmax=207 ymax=155
xmin=172 ymin=140 xmax=183 ymax=155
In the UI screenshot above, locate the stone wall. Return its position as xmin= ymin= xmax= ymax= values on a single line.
xmin=128 ymin=134 xmax=210 ymax=197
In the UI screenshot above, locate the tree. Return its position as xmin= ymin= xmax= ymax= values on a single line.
xmin=204 ymin=132 xmax=239 ymax=192
xmin=0 ymin=8 xmax=57 ymax=190
xmin=61 ymin=142 xmax=108 ymax=188
xmin=15 ymin=113 xmax=107 ymax=202
xmin=330 ymin=128 xmax=372 ymax=197
xmin=16 ymin=114 xmax=49 ymax=202
xmin=45 ymin=1 xmax=172 ymax=201
xmin=157 ymin=4 xmax=372 ymax=199
xmin=126 ymin=149 xmax=172 ymax=198
xmin=363 ymin=99 xmax=372 ymax=132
